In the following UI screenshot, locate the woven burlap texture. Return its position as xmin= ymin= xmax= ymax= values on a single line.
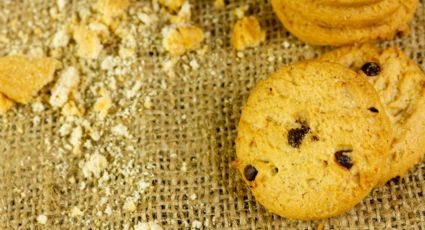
xmin=0 ymin=0 xmax=424 ymax=229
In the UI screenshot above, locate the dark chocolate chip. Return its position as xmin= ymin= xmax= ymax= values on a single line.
xmin=288 ymin=126 xmax=310 ymax=148
xmin=361 ymin=62 xmax=381 ymax=76
xmin=244 ymin=165 xmax=258 ymax=181
xmin=335 ymin=150 xmax=353 ymax=169
xmin=368 ymin=107 xmax=379 ymax=113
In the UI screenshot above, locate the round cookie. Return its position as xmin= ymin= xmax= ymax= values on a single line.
xmin=271 ymin=0 xmax=418 ymax=46
xmin=281 ymin=0 xmax=399 ymax=28
xmin=320 ymin=44 xmax=425 ymax=185
xmin=317 ymin=0 xmax=382 ymax=7
xmin=234 ymin=61 xmax=392 ymax=220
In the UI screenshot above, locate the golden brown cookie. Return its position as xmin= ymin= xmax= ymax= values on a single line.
xmin=234 ymin=61 xmax=391 ymax=220
xmin=318 ymin=0 xmax=382 ymax=7
xmin=281 ymin=0 xmax=399 ymax=28
xmin=320 ymin=44 xmax=425 ymax=185
xmin=0 ymin=56 xmax=61 ymax=104
xmin=271 ymin=0 xmax=418 ymax=46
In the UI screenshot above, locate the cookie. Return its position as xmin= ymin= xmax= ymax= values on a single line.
xmin=320 ymin=44 xmax=425 ymax=185
xmin=281 ymin=0 xmax=399 ymax=28
xmin=234 ymin=61 xmax=391 ymax=220
xmin=317 ymin=0 xmax=382 ymax=7
xmin=271 ymin=0 xmax=418 ymax=46
xmin=0 ymin=56 xmax=61 ymax=104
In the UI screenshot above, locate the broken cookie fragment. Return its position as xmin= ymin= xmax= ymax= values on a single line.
xmin=162 ymin=25 xmax=205 ymax=56
xmin=50 ymin=66 xmax=80 ymax=108
xmin=96 ymin=0 xmax=129 ymax=18
xmin=0 ymin=56 xmax=61 ymax=104
xmin=231 ymin=16 xmax=266 ymax=51
xmin=158 ymin=0 xmax=185 ymax=12
xmin=73 ymin=26 xmax=103 ymax=59
xmin=0 ymin=93 xmax=14 ymax=114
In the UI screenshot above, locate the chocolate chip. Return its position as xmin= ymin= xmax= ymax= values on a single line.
xmin=311 ymin=135 xmax=319 ymax=141
xmin=244 ymin=165 xmax=258 ymax=181
xmin=361 ymin=62 xmax=381 ymax=76
xmin=288 ymin=126 xmax=310 ymax=148
xmin=368 ymin=107 xmax=379 ymax=113
xmin=334 ymin=150 xmax=353 ymax=169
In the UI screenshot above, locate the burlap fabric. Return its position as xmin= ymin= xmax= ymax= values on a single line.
xmin=0 ymin=0 xmax=424 ymax=229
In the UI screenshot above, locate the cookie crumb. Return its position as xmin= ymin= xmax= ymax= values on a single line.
xmin=192 ymin=220 xmax=202 ymax=229
xmin=134 ymin=222 xmax=163 ymax=230
xmin=73 ymin=26 xmax=103 ymax=59
xmin=316 ymin=223 xmax=324 ymax=230
xmin=70 ymin=207 xmax=84 ymax=217
xmin=181 ymin=162 xmax=187 ymax=172
xmin=93 ymin=88 xmax=112 ymax=119
xmin=231 ymin=16 xmax=266 ymax=51
xmin=96 ymin=0 xmax=129 ymax=18
xmin=158 ymin=0 xmax=184 ymax=11
xmin=111 ymin=124 xmax=129 ymax=137
xmin=190 ymin=193 xmax=197 ymax=200
xmin=52 ymin=28 xmax=70 ymax=48
xmin=162 ymin=25 xmax=205 ymax=56
xmin=82 ymin=153 xmax=108 ymax=178
xmin=123 ymin=200 xmax=137 ymax=212
xmin=37 ymin=214 xmax=47 ymax=224
xmin=170 ymin=1 xmax=191 ymax=24
xmin=214 ymin=0 xmax=225 ymax=9
xmin=32 ymin=101 xmax=45 ymax=113
xmin=50 ymin=67 xmax=80 ymax=108
xmin=233 ymin=5 xmax=249 ymax=19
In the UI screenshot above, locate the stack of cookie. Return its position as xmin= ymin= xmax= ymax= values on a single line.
xmin=271 ymin=0 xmax=418 ymax=46
xmin=234 ymin=45 xmax=425 ymax=220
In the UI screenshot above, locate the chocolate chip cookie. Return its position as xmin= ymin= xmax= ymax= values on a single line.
xmin=320 ymin=44 xmax=425 ymax=185
xmin=234 ymin=61 xmax=391 ymax=220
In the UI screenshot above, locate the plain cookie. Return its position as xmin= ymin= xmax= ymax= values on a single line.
xmin=271 ymin=0 xmax=418 ymax=46
xmin=234 ymin=61 xmax=391 ymax=220
xmin=281 ymin=0 xmax=399 ymax=28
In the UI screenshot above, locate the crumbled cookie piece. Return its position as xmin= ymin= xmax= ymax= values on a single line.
xmin=96 ymin=0 xmax=129 ymax=17
xmin=158 ymin=0 xmax=185 ymax=11
xmin=52 ymin=27 xmax=70 ymax=49
xmin=93 ymin=88 xmax=112 ymax=119
xmin=0 ymin=56 xmax=61 ymax=104
xmin=0 ymin=94 xmax=14 ymax=114
xmin=214 ymin=0 xmax=225 ymax=9
xmin=62 ymin=101 xmax=85 ymax=117
xmin=70 ymin=207 xmax=84 ymax=217
xmin=170 ymin=1 xmax=191 ymax=24
xmin=233 ymin=5 xmax=249 ymax=19
xmin=134 ymin=222 xmax=163 ymax=230
xmin=73 ymin=26 xmax=103 ymax=59
xmin=162 ymin=25 xmax=205 ymax=56
xmin=231 ymin=16 xmax=266 ymax=51
xmin=50 ymin=67 xmax=80 ymax=108
xmin=37 ymin=214 xmax=48 ymax=225
xmin=82 ymin=153 xmax=108 ymax=178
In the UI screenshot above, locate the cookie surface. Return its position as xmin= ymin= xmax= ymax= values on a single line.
xmin=0 ymin=56 xmax=61 ymax=104
xmin=235 ymin=61 xmax=391 ymax=220
xmin=320 ymin=44 xmax=425 ymax=185
xmin=271 ymin=0 xmax=418 ymax=46
xmin=282 ymin=0 xmax=399 ymax=28
xmin=317 ymin=0 xmax=382 ymax=7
